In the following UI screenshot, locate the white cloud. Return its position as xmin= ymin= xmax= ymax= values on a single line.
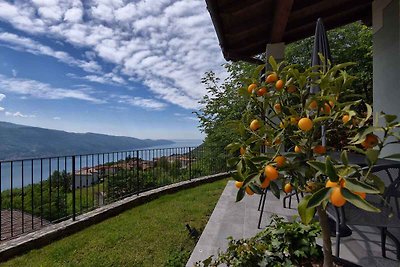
xmin=0 ymin=107 xmax=4 ymax=111
xmin=12 ymin=69 xmax=17 ymax=77
xmin=0 ymin=31 xmax=103 ymax=74
xmin=118 ymin=96 xmax=167 ymax=111
xmin=0 ymin=93 xmax=5 ymax=101
xmin=53 ymin=116 xmax=61 ymax=120
xmin=6 ymin=111 xmax=36 ymax=118
xmin=0 ymin=74 xmax=104 ymax=103
xmin=0 ymin=0 xmax=226 ymax=109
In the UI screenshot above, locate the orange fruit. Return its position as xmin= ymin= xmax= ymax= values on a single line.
xmin=361 ymin=134 xmax=378 ymax=149
xmin=275 ymin=80 xmax=284 ymax=90
xmin=287 ymin=85 xmax=297 ymax=93
xmin=326 ymin=179 xmax=339 ymax=188
xmin=274 ymin=103 xmax=281 ymax=113
xmin=298 ymin=118 xmax=313 ymax=132
xmin=273 ymin=137 xmax=282 ymax=145
xmin=266 ymin=73 xmax=278 ymax=83
xmin=313 ymin=145 xmax=326 ymax=154
xmin=250 ymin=119 xmax=260 ymax=131
xmin=257 ymin=87 xmax=267 ymax=96
xmin=354 ymin=191 xmax=366 ymax=199
xmin=248 ymin=83 xmax=257 ymax=93
xmin=321 ymin=103 xmax=331 ymax=114
xmin=264 ymin=165 xmax=279 ymax=180
xmin=279 ymin=121 xmax=286 ymax=129
xmin=326 ymin=178 xmax=345 ymax=188
xmin=342 ymin=115 xmax=350 ymax=124
xmin=294 ymin=145 xmax=302 ymax=153
xmin=240 ymin=147 xmax=246 ymax=155
xmin=245 ymin=186 xmax=254 ymax=195
xmin=235 ymin=181 xmax=243 ymax=189
xmin=284 ymin=183 xmax=292 ymax=193
xmin=308 ymin=100 xmax=318 ymax=110
xmin=261 ymin=177 xmax=270 ymax=189
xmin=330 ymin=187 xmax=347 ymax=207
xmin=274 ymin=156 xmax=286 ymax=167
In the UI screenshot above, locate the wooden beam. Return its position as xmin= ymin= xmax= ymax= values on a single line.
xmin=270 ymin=0 xmax=294 ymax=43
xmin=287 ymin=0 xmax=372 ymax=30
xmin=283 ymin=4 xmax=371 ymax=43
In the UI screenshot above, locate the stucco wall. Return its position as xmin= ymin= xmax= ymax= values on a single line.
xmin=373 ymin=0 xmax=400 ymax=156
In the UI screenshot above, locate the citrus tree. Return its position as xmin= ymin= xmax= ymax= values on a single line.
xmin=226 ymin=56 xmax=400 ymax=267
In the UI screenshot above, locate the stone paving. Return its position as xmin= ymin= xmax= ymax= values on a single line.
xmin=187 ymin=181 xmax=400 ymax=267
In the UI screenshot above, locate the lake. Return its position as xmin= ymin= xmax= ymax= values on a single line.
xmin=0 ymin=139 xmax=203 ymax=192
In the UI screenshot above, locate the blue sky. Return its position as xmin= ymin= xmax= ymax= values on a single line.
xmin=0 ymin=0 xmax=226 ymax=139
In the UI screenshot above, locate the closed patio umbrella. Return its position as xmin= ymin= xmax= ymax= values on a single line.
xmin=311 ymin=18 xmax=352 ymax=238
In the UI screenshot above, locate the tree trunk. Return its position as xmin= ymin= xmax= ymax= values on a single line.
xmin=317 ymin=205 xmax=334 ymax=267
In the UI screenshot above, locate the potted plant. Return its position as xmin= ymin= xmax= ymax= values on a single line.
xmin=224 ymin=57 xmax=400 ymax=267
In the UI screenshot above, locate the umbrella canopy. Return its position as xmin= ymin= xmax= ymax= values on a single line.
xmin=310 ymin=18 xmax=332 ymax=94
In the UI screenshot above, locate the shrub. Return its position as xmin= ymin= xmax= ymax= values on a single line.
xmin=198 ymin=215 xmax=321 ymax=267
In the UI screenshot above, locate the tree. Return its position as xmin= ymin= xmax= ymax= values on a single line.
xmin=198 ymin=22 xmax=372 ymax=156
xmin=226 ymin=56 xmax=399 ymax=267
xmin=196 ymin=62 xmax=256 ymax=152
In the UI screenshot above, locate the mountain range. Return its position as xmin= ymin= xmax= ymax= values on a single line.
xmin=0 ymin=121 xmax=173 ymax=160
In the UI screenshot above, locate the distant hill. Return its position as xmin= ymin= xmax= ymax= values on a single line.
xmin=0 ymin=121 xmax=174 ymax=160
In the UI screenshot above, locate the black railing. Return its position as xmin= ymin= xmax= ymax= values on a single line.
xmin=0 ymin=146 xmax=229 ymax=241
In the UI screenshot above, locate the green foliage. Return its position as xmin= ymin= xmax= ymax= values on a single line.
xmin=196 ymin=62 xmax=257 ymax=153
xmin=285 ymin=22 xmax=372 ymax=103
xmin=198 ymin=215 xmax=322 ymax=267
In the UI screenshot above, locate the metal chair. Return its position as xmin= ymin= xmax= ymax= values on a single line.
xmin=328 ymin=163 xmax=400 ymax=260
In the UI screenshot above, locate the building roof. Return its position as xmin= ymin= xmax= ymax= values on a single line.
xmin=205 ymin=0 xmax=372 ymax=64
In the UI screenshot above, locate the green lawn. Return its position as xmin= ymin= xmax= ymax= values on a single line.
xmin=2 ymin=179 xmax=228 ymax=267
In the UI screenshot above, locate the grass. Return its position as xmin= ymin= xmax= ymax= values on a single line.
xmin=2 ymin=179 xmax=228 ymax=267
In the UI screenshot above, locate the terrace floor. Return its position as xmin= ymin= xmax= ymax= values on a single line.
xmin=186 ymin=180 xmax=400 ymax=267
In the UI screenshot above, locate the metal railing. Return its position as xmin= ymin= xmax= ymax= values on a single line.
xmin=0 ymin=146 xmax=230 ymax=241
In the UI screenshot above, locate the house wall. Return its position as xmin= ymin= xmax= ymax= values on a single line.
xmin=373 ymin=0 xmax=400 ymax=156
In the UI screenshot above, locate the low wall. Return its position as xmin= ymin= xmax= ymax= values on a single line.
xmin=0 ymin=172 xmax=230 ymax=262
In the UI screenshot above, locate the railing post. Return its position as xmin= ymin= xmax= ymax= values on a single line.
xmin=189 ymin=147 xmax=192 ymax=180
xmin=72 ymin=156 xmax=76 ymax=221
xmin=136 ymin=150 xmax=139 ymax=195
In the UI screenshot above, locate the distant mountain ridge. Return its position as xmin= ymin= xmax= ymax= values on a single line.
xmin=0 ymin=121 xmax=173 ymax=160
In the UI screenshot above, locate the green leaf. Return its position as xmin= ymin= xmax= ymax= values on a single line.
xmin=365 ymin=149 xmax=379 ymax=166
xmin=253 ymin=64 xmax=265 ymax=79
xmin=249 ymin=183 xmax=263 ymax=194
xmin=345 ymin=146 xmax=366 ymax=155
xmin=384 ymin=153 xmax=400 ymax=159
xmin=341 ymin=151 xmax=349 ymax=166
xmin=269 ymin=181 xmax=280 ymax=199
xmin=298 ymin=195 xmax=316 ymax=225
xmin=236 ymin=188 xmax=245 ymax=202
xmin=307 ymin=187 xmax=332 ymax=208
xmin=225 ymin=142 xmax=241 ymax=153
xmin=384 ymin=114 xmax=397 ymax=124
xmin=307 ymin=161 xmax=326 ymax=175
xmin=341 ymin=188 xmax=380 ymax=212
xmin=227 ymin=157 xmax=240 ymax=168
xmin=325 ymin=156 xmax=339 ymax=182
xmin=231 ymin=172 xmax=243 ymax=182
xmin=268 ymin=56 xmax=278 ymax=72
xmin=344 ymin=178 xmax=380 ymax=194
xmin=313 ymin=116 xmax=330 ymax=123
xmin=364 ymin=173 xmax=385 ymax=194
xmin=244 ymin=158 xmax=258 ymax=173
